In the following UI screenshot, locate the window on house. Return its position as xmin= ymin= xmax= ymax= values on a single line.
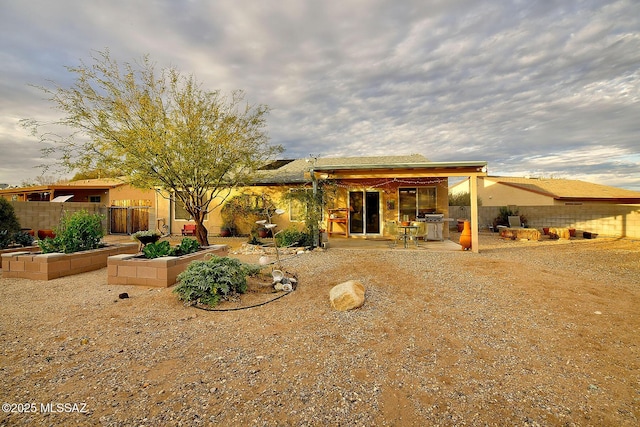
xmin=398 ymin=187 xmax=437 ymax=220
xmin=89 ymin=195 xmax=101 ymax=203
xmin=174 ymin=191 xmax=207 ymax=221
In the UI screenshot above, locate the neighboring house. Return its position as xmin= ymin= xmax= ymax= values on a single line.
xmin=450 ymin=176 xmax=640 ymax=206
xmin=0 ymin=178 xmax=156 ymax=234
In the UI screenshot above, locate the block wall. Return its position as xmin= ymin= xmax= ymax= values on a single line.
xmin=451 ymin=204 xmax=640 ymax=238
xmin=10 ymin=201 xmax=108 ymax=232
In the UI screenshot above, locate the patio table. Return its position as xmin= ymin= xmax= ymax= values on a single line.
xmin=397 ymin=225 xmax=418 ymax=248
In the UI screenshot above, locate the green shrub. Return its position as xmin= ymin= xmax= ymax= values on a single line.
xmin=170 ymin=238 xmax=200 ymax=256
xmin=0 ymin=230 xmax=11 ymax=249
xmin=493 ymin=207 xmax=527 ymax=228
xmin=275 ymin=227 xmax=313 ymax=247
xmin=0 ymin=198 xmax=21 ymax=249
xmin=174 ymin=256 xmax=261 ymax=307
xmin=38 ymin=236 xmax=63 ymax=253
xmin=13 ymin=231 xmax=34 ymax=247
xmin=142 ymin=240 xmax=172 ymax=258
xmin=38 ymin=210 xmax=105 ymax=254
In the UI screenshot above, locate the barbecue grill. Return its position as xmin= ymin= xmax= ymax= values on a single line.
xmin=419 ymin=214 xmax=445 ymax=241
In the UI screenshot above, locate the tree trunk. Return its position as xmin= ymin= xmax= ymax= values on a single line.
xmin=185 ymin=204 xmax=209 ymax=246
xmin=194 ymin=221 xmax=209 ymax=246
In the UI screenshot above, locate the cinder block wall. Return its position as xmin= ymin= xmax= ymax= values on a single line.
xmin=450 ymin=204 xmax=640 ymax=238
xmin=10 ymin=201 xmax=108 ymax=232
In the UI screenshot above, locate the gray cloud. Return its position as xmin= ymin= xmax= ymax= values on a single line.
xmin=1 ymin=0 xmax=639 ymax=190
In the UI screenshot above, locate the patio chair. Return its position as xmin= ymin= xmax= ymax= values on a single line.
xmin=508 ymin=216 xmax=522 ymax=228
xmin=385 ymin=220 xmax=404 ymax=247
xmin=182 ymin=224 xmax=197 ymax=236
xmin=409 ymin=221 xmax=427 ymax=247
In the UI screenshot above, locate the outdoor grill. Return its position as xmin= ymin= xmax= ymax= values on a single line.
xmin=422 ymin=214 xmax=444 ymax=223
xmin=419 ymin=214 xmax=445 ymax=241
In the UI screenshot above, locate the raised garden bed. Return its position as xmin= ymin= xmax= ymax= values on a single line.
xmin=107 ymin=244 xmax=228 ymax=287
xmin=0 ymin=246 xmax=40 ymax=269
xmin=2 ymin=243 xmax=139 ymax=280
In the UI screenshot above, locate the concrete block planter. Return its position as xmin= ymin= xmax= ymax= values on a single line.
xmin=2 ymin=243 xmax=139 ymax=280
xmin=0 ymin=246 xmax=40 ymax=269
xmin=107 ymin=245 xmax=228 ymax=288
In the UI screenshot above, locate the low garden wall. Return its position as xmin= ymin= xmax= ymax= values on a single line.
xmin=0 ymin=246 xmax=40 ymax=269
xmin=107 ymin=244 xmax=228 ymax=287
xmin=2 ymin=243 xmax=139 ymax=280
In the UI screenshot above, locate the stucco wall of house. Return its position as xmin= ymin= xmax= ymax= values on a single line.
xmin=451 ymin=178 xmax=555 ymax=206
xmin=481 ymin=180 xmax=555 ymax=206
xmin=108 ymin=185 xmax=154 ymax=206
xmin=154 ymin=185 xmax=302 ymax=237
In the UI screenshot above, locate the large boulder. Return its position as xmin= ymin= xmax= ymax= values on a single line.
xmin=329 ymin=280 xmax=366 ymax=311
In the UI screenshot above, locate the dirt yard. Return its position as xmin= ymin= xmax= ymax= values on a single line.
xmin=1 ymin=233 xmax=638 ymax=426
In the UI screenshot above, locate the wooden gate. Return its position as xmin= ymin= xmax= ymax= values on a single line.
xmin=109 ymin=205 xmax=150 ymax=234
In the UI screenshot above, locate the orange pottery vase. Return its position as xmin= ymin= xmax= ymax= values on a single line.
xmin=459 ymin=220 xmax=472 ymax=250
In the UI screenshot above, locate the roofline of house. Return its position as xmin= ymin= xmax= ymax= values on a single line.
xmin=311 ymin=161 xmax=488 ymax=171
xmin=0 ymin=182 xmax=126 ymax=197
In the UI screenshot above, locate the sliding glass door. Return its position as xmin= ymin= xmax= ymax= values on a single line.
xmin=349 ymin=191 xmax=380 ymax=235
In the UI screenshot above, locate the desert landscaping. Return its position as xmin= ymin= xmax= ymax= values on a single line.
xmin=1 ymin=232 xmax=639 ymax=426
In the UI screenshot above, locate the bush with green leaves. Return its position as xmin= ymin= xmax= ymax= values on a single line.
xmin=171 ymin=238 xmax=200 ymax=256
xmin=275 ymin=227 xmax=313 ymax=247
xmin=493 ymin=206 xmax=527 ymax=228
xmin=38 ymin=210 xmax=105 ymax=254
xmin=12 ymin=231 xmax=34 ymax=247
xmin=141 ymin=238 xmax=200 ymax=259
xmin=142 ymin=240 xmax=172 ymax=258
xmin=174 ymin=256 xmax=261 ymax=307
xmin=0 ymin=198 xmax=22 ymax=249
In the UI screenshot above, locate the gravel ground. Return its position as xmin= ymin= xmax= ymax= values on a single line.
xmin=0 ymin=233 xmax=639 ymax=426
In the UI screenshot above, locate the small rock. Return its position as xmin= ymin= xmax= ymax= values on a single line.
xmin=118 ymin=293 xmax=129 ymax=299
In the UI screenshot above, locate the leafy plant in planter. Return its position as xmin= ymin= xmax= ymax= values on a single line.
xmin=142 ymin=240 xmax=172 ymax=258
xmin=132 ymin=230 xmax=161 ymax=245
xmin=12 ymin=231 xmax=35 ymax=247
xmin=171 ymin=238 xmax=200 ymax=256
xmin=174 ymin=256 xmax=261 ymax=307
xmin=141 ymin=238 xmax=200 ymax=259
xmin=38 ymin=210 xmax=105 ymax=254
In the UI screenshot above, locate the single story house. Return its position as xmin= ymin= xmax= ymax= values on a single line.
xmin=233 ymin=154 xmax=487 ymax=251
xmin=3 ymin=155 xmax=489 ymax=251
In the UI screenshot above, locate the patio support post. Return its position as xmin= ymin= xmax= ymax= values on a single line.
xmin=469 ymin=175 xmax=479 ymax=253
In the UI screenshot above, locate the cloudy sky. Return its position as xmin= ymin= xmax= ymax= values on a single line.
xmin=1 ymin=0 xmax=639 ymax=190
